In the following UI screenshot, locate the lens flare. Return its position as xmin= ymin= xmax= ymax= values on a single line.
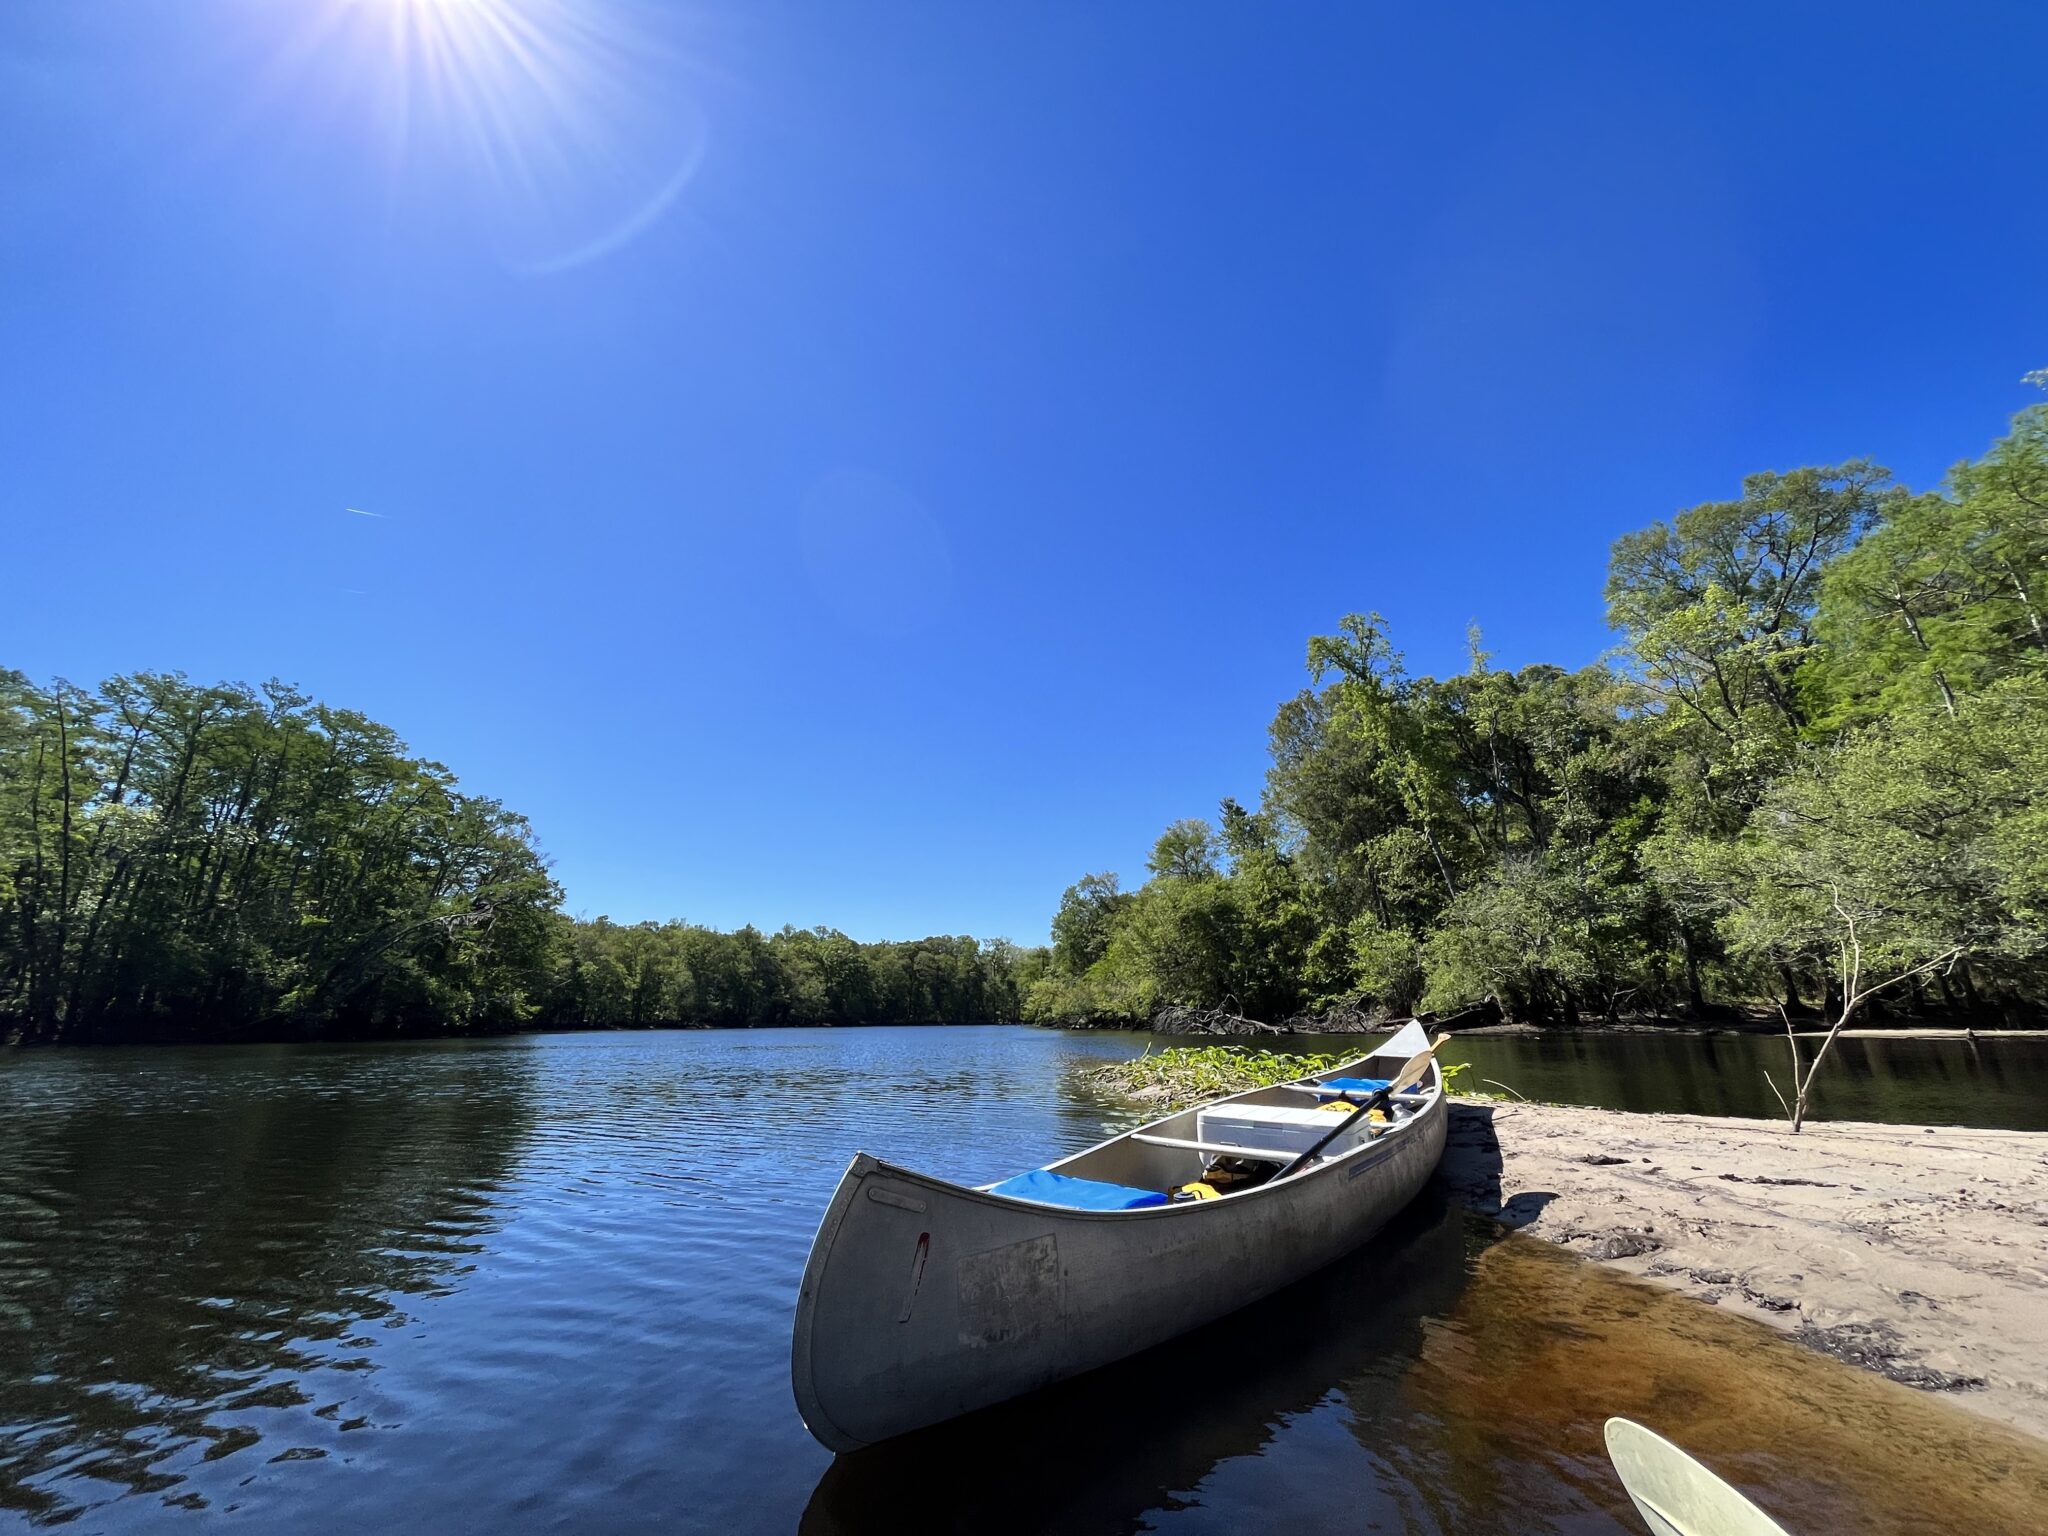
xmin=301 ymin=0 xmax=710 ymax=272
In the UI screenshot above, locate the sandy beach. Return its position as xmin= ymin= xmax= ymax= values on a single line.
xmin=1440 ymin=1099 xmax=2048 ymax=1441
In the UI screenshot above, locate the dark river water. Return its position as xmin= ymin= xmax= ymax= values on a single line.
xmin=1349 ymin=1028 xmax=2048 ymax=1130
xmin=4 ymin=1026 xmax=2046 ymax=1534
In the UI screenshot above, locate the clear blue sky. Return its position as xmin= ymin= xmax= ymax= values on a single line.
xmin=4 ymin=2 xmax=2044 ymax=944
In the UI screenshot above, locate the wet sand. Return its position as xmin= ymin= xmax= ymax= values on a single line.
xmin=1418 ymin=1232 xmax=2048 ymax=1536
xmin=1441 ymin=1100 xmax=2048 ymax=1441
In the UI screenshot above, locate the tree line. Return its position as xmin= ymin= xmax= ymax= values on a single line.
xmin=1025 ymin=393 xmax=2048 ymax=1029
xmin=0 ymin=675 xmax=1031 ymax=1043
xmin=539 ymin=920 xmax=1034 ymax=1032
xmin=8 ymin=393 xmax=2041 ymax=1043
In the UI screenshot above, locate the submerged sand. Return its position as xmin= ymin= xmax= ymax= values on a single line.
xmin=1440 ymin=1100 xmax=2048 ymax=1441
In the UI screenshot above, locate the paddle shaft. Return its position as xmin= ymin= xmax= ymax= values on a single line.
xmin=1273 ymin=1039 xmax=1444 ymax=1181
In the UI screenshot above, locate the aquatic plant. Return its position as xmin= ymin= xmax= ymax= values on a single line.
xmin=1080 ymin=1046 xmax=1352 ymax=1111
xmin=1083 ymin=1047 xmax=1496 ymax=1112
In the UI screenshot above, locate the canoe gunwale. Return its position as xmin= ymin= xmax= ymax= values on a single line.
xmin=974 ymin=1047 xmax=1444 ymax=1215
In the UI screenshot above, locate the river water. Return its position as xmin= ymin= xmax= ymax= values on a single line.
xmin=4 ymin=1026 xmax=2046 ymax=1533
xmin=1374 ymin=1028 xmax=2048 ymax=1130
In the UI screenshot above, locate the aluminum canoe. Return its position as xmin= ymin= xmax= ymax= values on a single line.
xmin=790 ymin=1021 xmax=1448 ymax=1452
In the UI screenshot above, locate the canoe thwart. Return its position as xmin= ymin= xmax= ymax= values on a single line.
xmin=1128 ymin=1132 xmax=1327 ymax=1162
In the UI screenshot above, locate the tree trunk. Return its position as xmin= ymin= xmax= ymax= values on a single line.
xmin=1999 ymin=557 xmax=2045 ymax=649
xmin=1935 ymin=966 xmax=1961 ymax=1011
xmin=1957 ymin=961 xmax=1982 ymax=1009
xmin=53 ymin=697 xmax=75 ymax=1033
xmin=1893 ymin=593 xmax=1959 ymax=718
xmin=1680 ymin=930 xmax=1706 ymax=1013
xmin=24 ymin=737 xmax=46 ymax=1029
xmin=1420 ymin=820 xmax=1457 ymax=900
xmin=1779 ymin=965 xmax=1804 ymax=1015
xmin=1554 ymin=981 xmax=1579 ymax=1029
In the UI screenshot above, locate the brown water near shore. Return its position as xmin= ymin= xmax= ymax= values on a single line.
xmin=1418 ymin=1234 xmax=2048 ymax=1536
xmin=1437 ymin=1100 xmax=2048 ymax=1443
xmin=807 ymin=1189 xmax=2048 ymax=1535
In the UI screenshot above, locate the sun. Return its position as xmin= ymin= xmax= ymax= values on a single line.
xmin=295 ymin=0 xmax=710 ymax=272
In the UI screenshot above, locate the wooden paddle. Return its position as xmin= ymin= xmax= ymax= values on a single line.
xmin=1273 ymin=1034 xmax=1449 ymax=1181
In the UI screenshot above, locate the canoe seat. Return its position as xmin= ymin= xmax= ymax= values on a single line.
xmin=1315 ymin=1077 xmax=1392 ymax=1098
xmin=986 ymin=1169 xmax=1169 ymax=1210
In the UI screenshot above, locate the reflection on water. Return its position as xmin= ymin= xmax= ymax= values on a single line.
xmin=0 ymin=1044 xmax=535 ymax=1525
xmin=802 ymin=1190 xmax=1474 ymax=1536
xmin=804 ymin=1189 xmax=2048 ymax=1536
xmin=1284 ymin=1029 xmax=2048 ymax=1130
xmin=3 ymin=1027 xmax=2045 ymax=1532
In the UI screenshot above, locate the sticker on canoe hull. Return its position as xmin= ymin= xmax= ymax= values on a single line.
xmin=1347 ymin=1145 xmax=1399 ymax=1179
xmin=867 ymin=1185 xmax=928 ymax=1214
xmin=955 ymin=1234 xmax=1060 ymax=1348
xmin=897 ymin=1231 xmax=931 ymax=1324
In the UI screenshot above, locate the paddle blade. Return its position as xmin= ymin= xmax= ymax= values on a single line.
xmin=1389 ymin=1033 xmax=1451 ymax=1094
xmin=1604 ymin=1418 xmax=1791 ymax=1536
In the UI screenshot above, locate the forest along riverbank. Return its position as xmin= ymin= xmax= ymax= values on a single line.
xmin=1439 ymin=1100 xmax=2048 ymax=1441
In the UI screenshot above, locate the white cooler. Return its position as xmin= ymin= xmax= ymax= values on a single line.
xmin=1195 ymin=1102 xmax=1360 ymax=1157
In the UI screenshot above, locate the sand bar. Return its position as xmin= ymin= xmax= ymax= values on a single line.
xmin=1440 ymin=1099 xmax=2048 ymax=1440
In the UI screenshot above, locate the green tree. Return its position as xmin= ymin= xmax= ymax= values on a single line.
xmin=1148 ymin=818 xmax=1219 ymax=882
xmin=1811 ymin=408 xmax=2048 ymax=725
xmin=1047 ymin=872 xmax=1128 ymax=976
xmin=1 ymin=670 xmax=562 ymax=1042
xmin=1607 ymin=462 xmax=1898 ymax=843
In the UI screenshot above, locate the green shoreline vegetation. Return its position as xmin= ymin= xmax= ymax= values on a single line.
xmin=1080 ymin=1045 xmax=1476 ymax=1113
xmin=5 ymin=396 xmax=2044 ymax=1046
xmin=0 ymin=679 xmax=1033 ymax=1044
xmin=1023 ymin=395 xmax=2047 ymax=1033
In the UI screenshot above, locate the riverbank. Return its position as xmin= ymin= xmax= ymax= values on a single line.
xmin=0 ymin=1016 xmax=1030 ymax=1049
xmin=1440 ymin=1099 xmax=2048 ymax=1440
xmin=1446 ymin=1019 xmax=2048 ymax=1040
xmin=1113 ymin=1002 xmax=2048 ymax=1040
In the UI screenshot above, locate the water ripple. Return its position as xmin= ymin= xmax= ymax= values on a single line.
xmin=8 ymin=1027 xmax=2039 ymax=1534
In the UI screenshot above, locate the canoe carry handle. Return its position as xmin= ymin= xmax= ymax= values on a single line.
xmin=1273 ymin=1034 xmax=1450 ymax=1182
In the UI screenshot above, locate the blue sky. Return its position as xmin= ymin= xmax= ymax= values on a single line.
xmin=4 ymin=2 xmax=2044 ymax=944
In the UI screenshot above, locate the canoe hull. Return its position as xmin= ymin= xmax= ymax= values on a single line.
xmin=791 ymin=1083 xmax=1447 ymax=1452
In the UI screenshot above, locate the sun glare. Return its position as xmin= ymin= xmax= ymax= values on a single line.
xmin=301 ymin=0 xmax=709 ymax=272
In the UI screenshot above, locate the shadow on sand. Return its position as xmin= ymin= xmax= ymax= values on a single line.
xmin=1441 ymin=1100 xmax=1557 ymax=1228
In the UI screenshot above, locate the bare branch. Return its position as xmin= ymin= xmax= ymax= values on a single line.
xmin=1842 ymin=946 xmax=1965 ymax=1019
xmin=1776 ymin=1002 xmax=1805 ymax=1129
xmin=1763 ymin=1068 xmax=1792 ymax=1123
